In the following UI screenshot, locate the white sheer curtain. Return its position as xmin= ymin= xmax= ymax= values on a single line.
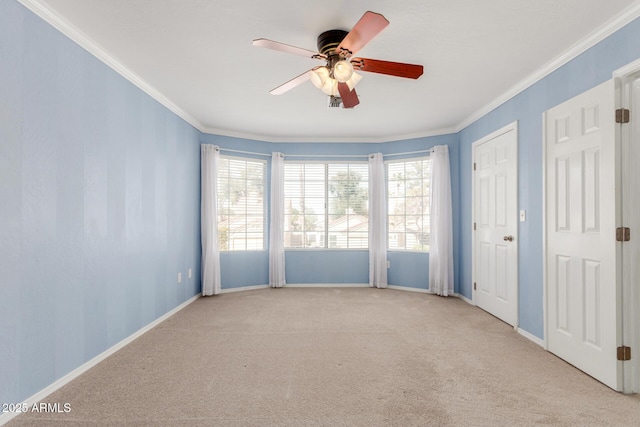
xmin=429 ymin=145 xmax=454 ymax=296
xmin=369 ymin=153 xmax=388 ymax=288
xmin=269 ymin=152 xmax=286 ymax=287
xmin=201 ymin=144 xmax=221 ymax=296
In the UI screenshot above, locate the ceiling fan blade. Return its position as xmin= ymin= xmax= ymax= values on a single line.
xmin=338 ymin=82 xmax=359 ymax=108
xmin=336 ymin=11 xmax=389 ymax=56
xmin=269 ymin=69 xmax=315 ymax=95
xmin=351 ymin=58 xmax=423 ymax=79
xmin=253 ymin=38 xmax=324 ymax=60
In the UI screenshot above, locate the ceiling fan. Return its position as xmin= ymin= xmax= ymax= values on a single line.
xmin=252 ymin=11 xmax=424 ymax=109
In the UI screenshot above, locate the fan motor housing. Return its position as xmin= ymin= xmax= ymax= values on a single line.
xmin=317 ymin=30 xmax=348 ymax=56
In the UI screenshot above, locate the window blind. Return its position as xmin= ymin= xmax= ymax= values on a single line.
xmin=217 ymin=157 xmax=266 ymax=251
xmin=386 ymin=157 xmax=431 ymax=252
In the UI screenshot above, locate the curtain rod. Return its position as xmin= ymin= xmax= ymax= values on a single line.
xmin=284 ymin=153 xmax=369 ymax=158
xmin=383 ymin=150 xmax=431 ymax=157
xmin=217 ymin=147 xmax=271 ymax=157
xmin=217 ymin=148 xmax=368 ymax=159
xmin=215 ymin=147 xmax=431 ymax=159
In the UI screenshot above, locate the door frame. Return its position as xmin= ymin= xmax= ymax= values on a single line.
xmin=613 ymin=59 xmax=640 ymax=393
xmin=471 ymin=120 xmax=519 ymax=328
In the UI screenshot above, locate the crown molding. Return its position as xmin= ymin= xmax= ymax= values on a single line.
xmin=17 ymin=0 xmax=208 ymax=134
xmin=13 ymin=0 xmax=457 ymax=144
xmin=613 ymin=56 xmax=640 ymax=77
xmin=200 ymin=125 xmax=458 ymax=143
xmin=18 ymin=0 xmax=640 ymax=143
xmin=456 ymin=1 xmax=640 ymax=133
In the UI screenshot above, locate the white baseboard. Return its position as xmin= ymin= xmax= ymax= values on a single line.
xmin=0 ymin=293 xmax=200 ymax=427
xmin=221 ymin=283 xmax=434 ymax=292
xmin=451 ymin=294 xmax=543 ymax=347
xmin=220 ymin=284 xmax=372 ymax=292
xmin=220 ymin=284 xmax=269 ymax=294
xmin=285 ymin=283 xmax=370 ymax=288
xmin=387 ymin=285 xmax=431 ymax=294
xmin=455 ymin=293 xmax=474 ymax=305
xmin=517 ymin=328 xmax=545 ymax=347
xmin=218 ymin=284 xmax=469 ymax=298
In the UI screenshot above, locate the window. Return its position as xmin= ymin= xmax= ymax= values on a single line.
xmin=387 ymin=157 xmax=431 ymax=252
xmin=284 ymin=162 xmax=368 ymax=249
xmin=217 ymin=156 xmax=266 ymax=251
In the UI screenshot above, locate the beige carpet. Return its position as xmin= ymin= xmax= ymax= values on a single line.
xmin=7 ymin=287 xmax=640 ymax=426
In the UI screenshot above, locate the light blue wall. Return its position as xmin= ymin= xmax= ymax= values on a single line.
xmin=458 ymin=17 xmax=640 ymax=338
xmin=6 ymin=0 xmax=640 ymax=408
xmin=286 ymin=250 xmax=369 ymax=283
xmin=200 ymin=133 xmax=460 ymax=290
xmin=0 ymin=0 xmax=201 ymax=406
xmin=221 ymin=251 xmax=269 ymax=289
xmin=208 ymin=17 xmax=640 ymax=340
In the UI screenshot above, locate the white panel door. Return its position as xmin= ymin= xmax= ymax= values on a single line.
xmin=473 ymin=124 xmax=518 ymax=327
xmin=545 ymin=79 xmax=622 ymax=390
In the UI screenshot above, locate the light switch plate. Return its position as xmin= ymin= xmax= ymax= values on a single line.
xmin=178 ymin=272 xmax=182 ymax=283
xmin=520 ymin=210 xmax=526 ymax=222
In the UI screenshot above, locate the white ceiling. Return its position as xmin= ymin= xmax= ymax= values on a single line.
xmin=22 ymin=0 xmax=640 ymax=142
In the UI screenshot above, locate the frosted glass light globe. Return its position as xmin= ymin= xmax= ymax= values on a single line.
xmin=333 ymin=60 xmax=354 ymax=83
xmin=310 ymin=67 xmax=329 ymax=88
xmin=346 ymin=72 xmax=363 ymax=91
xmin=321 ymin=78 xmax=338 ymax=96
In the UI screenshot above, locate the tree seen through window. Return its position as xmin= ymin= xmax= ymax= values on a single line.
xmin=284 ymin=163 xmax=368 ymax=249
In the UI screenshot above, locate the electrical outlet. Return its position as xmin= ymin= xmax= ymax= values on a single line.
xmin=387 ymin=261 xmax=391 ymax=269
xmin=188 ymin=268 xmax=192 ymax=279
xmin=177 ymin=272 xmax=182 ymax=284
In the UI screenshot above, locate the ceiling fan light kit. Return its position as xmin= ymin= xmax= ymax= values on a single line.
xmin=333 ymin=60 xmax=354 ymax=82
xmin=253 ymin=11 xmax=424 ymax=109
xmin=309 ymin=66 xmax=329 ymax=88
xmin=320 ymin=76 xmax=338 ymax=96
xmin=346 ymin=72 xmax=363 ymax=91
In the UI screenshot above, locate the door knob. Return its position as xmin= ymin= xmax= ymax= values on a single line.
xmin=503 ymin=235 xmax=514 ymax=242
